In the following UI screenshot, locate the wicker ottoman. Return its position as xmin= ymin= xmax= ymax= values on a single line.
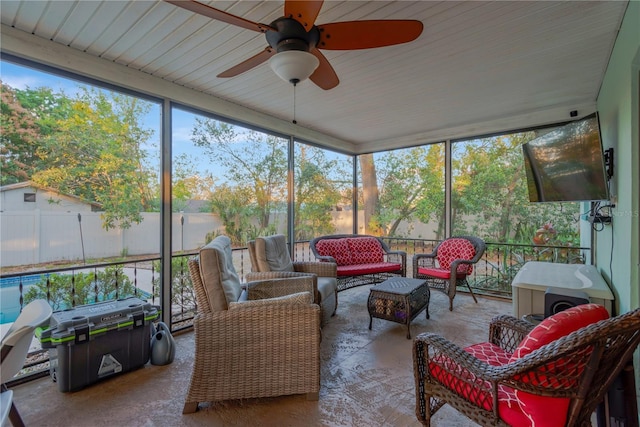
xmin=367 ymin=277 xmax=430 ymax=339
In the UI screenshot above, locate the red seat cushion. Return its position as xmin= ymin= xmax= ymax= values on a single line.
xmin=502 ymin=303 xmax=610 ymax=427
xmin=417 ymin=267 xmax=466 ymax=280
xmin=346 ymin=237 xmax=384 ymax=264
xmin=437 ymin=238 xmax=476 ymax=275
xmin=429 ymin=342 xmax=519 ymax=414
xmin=315 ymin=238 xmax=353 ymax=266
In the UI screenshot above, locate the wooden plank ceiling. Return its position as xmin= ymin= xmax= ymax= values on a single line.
xmin=0 ymin=1 xmax=629 ymax=152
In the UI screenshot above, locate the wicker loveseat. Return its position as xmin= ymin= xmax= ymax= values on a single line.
xmin=310 ymin=234 xmax=406 ymax=292
xmin=413 ymin=303 xmax=640 ymax=426
xmin=183 ymin=236 xmax=321 ymax=413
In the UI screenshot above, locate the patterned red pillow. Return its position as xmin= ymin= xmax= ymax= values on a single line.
xmin=436 ymin=238 xmax=476 ymax=275
xmin=503 ymin=303 xmax=609 ymax=427
xmin=510 ymin=303 xmax=609 ymax=361
xmin=347 ymin=237 xmax=384 ymax=264
xmin=315 ymin=238 xmax=353 ymax=266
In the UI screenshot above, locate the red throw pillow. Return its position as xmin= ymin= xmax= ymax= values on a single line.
xmin=347 ymin=237 xmax=384 ymax=264
xmin=501 ymin=303 xmax=609 ymax=427
xmin=315 ymin=238 xmax=352 ymax=266
xmin=510 ymin=303 xmax=609 ymax=361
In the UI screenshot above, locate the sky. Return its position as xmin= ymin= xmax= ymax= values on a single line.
xmin=1 ymin=58 xmax=351 ymax=188
xmin=1 ymin=59 xmax=222 ymax=180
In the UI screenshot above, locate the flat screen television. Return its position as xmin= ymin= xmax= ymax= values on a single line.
xmin=522 ymin=113 xmax=609 ymax=202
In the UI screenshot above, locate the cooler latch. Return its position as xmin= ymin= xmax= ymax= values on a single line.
xmin=74 ymin=324 xmax=89 ymax=344
xmin=132 ymin=312 xmax=144 ymax=328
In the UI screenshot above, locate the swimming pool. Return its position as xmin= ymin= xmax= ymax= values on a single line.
xmin=0 ymin=274 xmax=153 ymax=325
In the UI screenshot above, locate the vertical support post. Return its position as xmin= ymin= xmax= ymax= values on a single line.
xmin=161 ymin=100 xmax=172 ymax=326
xmin=352 ymin=155 xmax=358 ymax=234
xmin=288 ymin=136 xmax=295 ymax=257
xmin=445 ymin=139 xmax=452 ymax=238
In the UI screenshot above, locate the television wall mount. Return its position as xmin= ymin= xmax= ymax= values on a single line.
xmin=604 ymin=147 xmax=614 ymax=180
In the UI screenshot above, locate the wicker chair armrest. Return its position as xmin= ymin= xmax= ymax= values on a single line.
xmin=314 ymin=254 xmax=338 ymax=264
xmin=414 ymin=251 xmax=437 ymax=260
xmin=293 ymin=261 xmax=337 ymax=277
xmin=245 ymin=275 xmax=315 ymax=300
xmin=384 ymin=250 xmax=406 ymax=266
xmin=412 ymin=253 xmax=437 ymax=276
xmin=488 ymin=314 xmax=534 ymax=353
xmin=245 ymin=271 xmax=314 ymax=281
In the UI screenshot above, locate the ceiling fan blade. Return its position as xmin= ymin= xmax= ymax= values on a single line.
xmin=165 ymin=0 xmax=274 ymax=33
xmin=217 ymin=47 xmax=275 ymax=78
xmin=284 ymin=0 xmax=324 ymax=31
xmin=309 ymin=48 xmax=339 ymax=90
xmin=317 ymin=20 xmax=423 ymax=50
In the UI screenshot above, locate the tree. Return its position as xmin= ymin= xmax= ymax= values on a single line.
xmin=31 ymin=87 xmax=156 ymax=230
xmin=294 ymin=145 xmax=344 ymax=240
xmin=191 ymin=120 xmax=288 ymax=233
xmin=451 ymin=133 xmax=579 ymax=244
xmin=361 ymin=144 xmax=444 ymax=236
xmin=0 ymin=83 xmax=46 ymax=184
xmin=209 ymin=183 xmax=260 ymax=245
xmin=359 ymin=153 xmax=379 ymax=234
xmin=367 ymin=145 xmax=445 ymax=238
xmin=171 ymin=153 xmax=216 ymax=212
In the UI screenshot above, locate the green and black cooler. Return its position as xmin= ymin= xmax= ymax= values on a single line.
xmin=38 ymin=297 xmax=159 ymax=392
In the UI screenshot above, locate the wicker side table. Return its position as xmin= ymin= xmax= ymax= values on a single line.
xmin=367 ymin=277 xmax=430 ymax=339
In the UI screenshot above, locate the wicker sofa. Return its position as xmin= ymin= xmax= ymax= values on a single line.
xmin=310 ymin=234 xmax=406 ymax=292
xmin=183 ymin=236 xmax=321 ymax=413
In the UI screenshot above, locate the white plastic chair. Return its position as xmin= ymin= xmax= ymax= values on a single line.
xmin=1 ymin=300 xmax=52 ymax=427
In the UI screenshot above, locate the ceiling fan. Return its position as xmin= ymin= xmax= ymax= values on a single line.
xmin=165 ymin=0 xmax=424 ymax=90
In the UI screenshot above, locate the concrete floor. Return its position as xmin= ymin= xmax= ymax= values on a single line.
xmin=11 ymin=286 xmax=513 ymax=427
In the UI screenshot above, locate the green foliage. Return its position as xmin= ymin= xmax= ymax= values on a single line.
xmin=23 ymin=266 xmax=137 ymax=310
xmin=0 ymin=83 xmax=49 ymax=184
xmin=192 ymin=120 xmax=288 ymax=233
xmin=294 ymin=145 xmax=346 ymax=240
xmin=450 ymin=133 xmax=580 ymax=244
xmin=1 ymin=82 xmax=158 ymax=230
xmin=152 ymin=257 xmax=195 ymax=311
xmin=31 ymin=88 xmax=156 ymax=230
xmin=371 ymin=145 xmax=445 ymax=238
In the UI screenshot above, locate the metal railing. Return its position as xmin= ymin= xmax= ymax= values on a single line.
xmin=1 ymin=238 xmax=589 ymax=385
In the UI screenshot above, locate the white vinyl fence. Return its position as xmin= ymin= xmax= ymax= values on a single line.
xmin=0 ymin=211 xmax=222 ymax=268
xmin=0 ymin=209 xmax=438 ymax=268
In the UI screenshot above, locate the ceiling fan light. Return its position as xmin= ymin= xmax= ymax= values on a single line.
xmin=269 ymin=50 xmax=320 ymax=85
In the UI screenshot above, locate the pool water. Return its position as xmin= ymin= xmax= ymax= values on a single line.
xmin=0 ymin=274 xmax=153 ymax=325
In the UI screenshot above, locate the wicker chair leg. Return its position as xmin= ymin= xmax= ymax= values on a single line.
xmin=423 ymin=395 xmax=432 ymax=427
xmin=182 ymin=402 xmax=199 ymax=414
xmin=306 ymin=392 xmax=319 ymax=401
xmin=466 ymin=282 xmax=478 ymax=303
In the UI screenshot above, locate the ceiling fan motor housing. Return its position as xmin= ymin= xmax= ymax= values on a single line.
xmin=266 ymin=17 xmax=320 ymax=53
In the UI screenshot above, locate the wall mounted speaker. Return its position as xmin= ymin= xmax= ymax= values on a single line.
xmin=544 ymin=287 xmax=591 ymax=318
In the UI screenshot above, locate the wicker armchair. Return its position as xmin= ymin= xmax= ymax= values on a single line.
xmin=412 ymin=236 xmax=485 ymax=311
xmin=247 ymin=234 xmax=338 ymax=326
xmin=183 ymin=236 xmax=321 ymax=414
xmin=413 ymin=304 xmax=640 ymax=426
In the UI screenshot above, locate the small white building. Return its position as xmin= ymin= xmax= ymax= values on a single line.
xmin=0 ymin=181 xmax=101 ymax=212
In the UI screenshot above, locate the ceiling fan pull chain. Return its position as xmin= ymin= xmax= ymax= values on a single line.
xmin=292 ymin=82 xmax=297 ymax=125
